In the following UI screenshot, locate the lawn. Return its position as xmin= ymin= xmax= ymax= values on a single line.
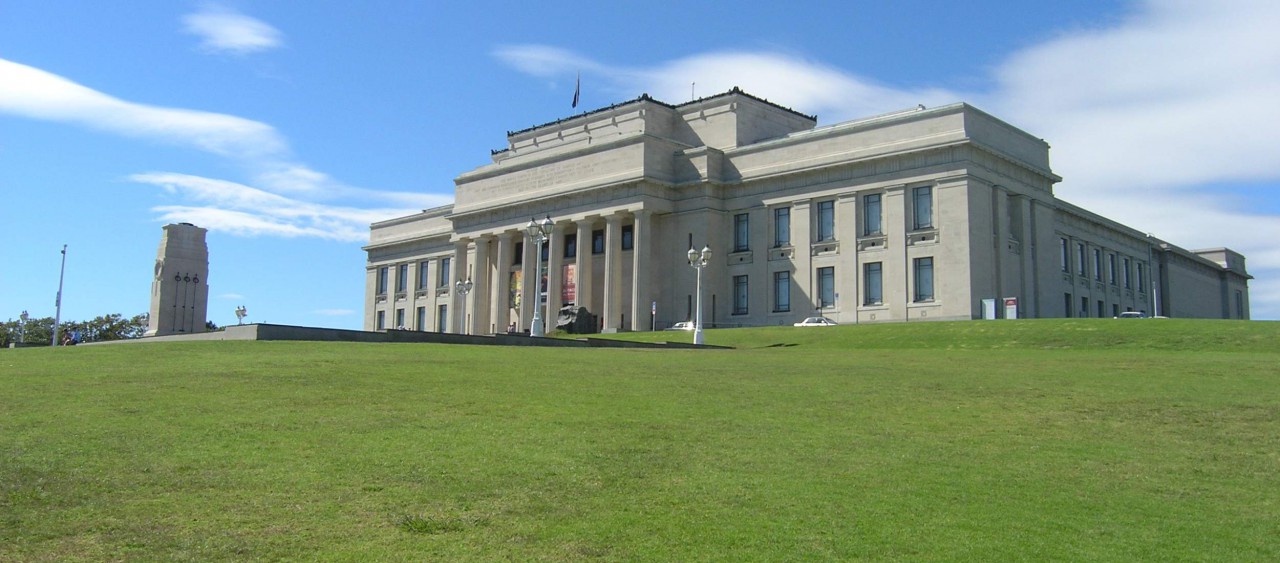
xmin=2 ymin=319 xmax=1278 ymax=561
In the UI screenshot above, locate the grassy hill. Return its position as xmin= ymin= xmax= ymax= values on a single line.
xmin=3 ymin=319 xmax=1278 ymax=561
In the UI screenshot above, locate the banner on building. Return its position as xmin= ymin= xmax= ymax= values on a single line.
xmin=562 ymin=264 xmax=576 ymax=303
xmin=509 ymin=270 xmax=522 ymax=310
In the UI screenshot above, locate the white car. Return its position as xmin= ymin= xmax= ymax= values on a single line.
xmin=1115 ymin=311 xmax=1148 ymax=319
xmin=667 ymin=321 xmax=696 ymax=331
xmin=794 ymin=316 xmax=838 ymax=327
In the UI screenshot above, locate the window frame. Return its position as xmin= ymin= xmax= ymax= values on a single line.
xmin=913 ymin=257 xmax=935 ymax=302
xmin=864 ymin=262 xmax=883 ymax=305
xmin=816 ymin=200 xmax=835 ymax=242
xmin=863 ymin=193 xmax=883 ymax=236
xmin=733 ymin=213 xmax=750 ymax=252
xmin=732 ymin=275 xmax=749 ymax=315
xmin=912 ymin=186 xmax=933 ymax=230
xmin=773 ymin=207 xmax=791 ymax=248
xmin=772 ymin=270 xmax=791 ymax=313
xmin=817 ymin=266 xmax=835 ymax=308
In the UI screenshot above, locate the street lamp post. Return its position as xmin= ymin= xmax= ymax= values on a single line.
xmin=525 ymin=215 xmax=554 ymax=337
xmin=235 ymin=306 xmax=248 ymax=325
xmin=454 ymin=277 xmax=473 ymax=334
xmin=52 ymin=244 xmax=67 ymax=347
xmin=19 ymin=310 xmax=29 ymax=344
xmin=687 ymin=245 xmax=712 ymax=345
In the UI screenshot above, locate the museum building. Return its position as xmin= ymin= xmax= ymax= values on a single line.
xmin=364 ymin=88 xmax=1251 ymax=334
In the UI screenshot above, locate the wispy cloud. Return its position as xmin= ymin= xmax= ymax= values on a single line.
xmin=131 ymin=173 xmax=437 ymax=242
xmin=220 ymin=293 xmax=245 ymax=301
xmin=182 ymin=5 xmax=283 ymax=55
xmin=494 ymin=0 xmax=1280 ymax=318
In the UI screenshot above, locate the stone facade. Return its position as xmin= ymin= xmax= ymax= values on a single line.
xmin=146 ymin=223 xmax=209 ymax=336
xmin=364 ymin=89 xmax=1251 ymax=334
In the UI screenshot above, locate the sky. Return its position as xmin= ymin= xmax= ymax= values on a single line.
xmin=2 ymin=0 xmax=1278 ymax=328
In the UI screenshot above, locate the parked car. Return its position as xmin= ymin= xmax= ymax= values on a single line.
xmin=1115 ymin=311 xmax=1148 ymax=319
xmin=667 ymin=321 xmax=696 ymax=331
xmin=794 ymin=316 xmax=838 ymax=327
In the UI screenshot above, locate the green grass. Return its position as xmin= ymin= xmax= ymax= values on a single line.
xmin=2 ymin=319 xmax=1278 ymax=561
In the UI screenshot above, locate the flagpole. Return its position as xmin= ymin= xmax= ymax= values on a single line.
xmin=52 ymin=244 xmax=67 ymax=347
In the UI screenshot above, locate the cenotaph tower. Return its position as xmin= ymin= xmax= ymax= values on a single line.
xmin=145 ymin=223 xmax=210 ymax=336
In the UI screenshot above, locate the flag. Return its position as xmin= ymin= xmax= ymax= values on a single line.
xmin=572 ymin=72 xmax=580 ymax=108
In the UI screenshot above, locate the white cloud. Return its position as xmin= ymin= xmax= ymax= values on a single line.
xmin=132 ymin=173 xmax=434 ymax=242
xmin=0 ymin=58 xmax=284 ymax=158
xmin=182 ymin=5 xmax=283 ymax=55
xmin=494 ymin=1 xmax=1280 ymax=318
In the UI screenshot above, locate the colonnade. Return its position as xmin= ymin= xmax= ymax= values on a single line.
xmin=450 ymin=209 xmax=652 ymax=335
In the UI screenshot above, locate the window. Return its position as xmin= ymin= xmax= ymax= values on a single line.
xmin=1077 ymin=243 xmax=1086 ymax=275
xmin=863 ymin=194 xmax=882 ymax=236
xmin=816 ymin=200 xmax=835 ymax=241
xmin=912 ymin=186 xmax=933 ymax=229
xmin=913 ymin=257 xmax=934 ymax=302
xmin=621 ymin=225 xmax=634 ymax=251
xmin=732 ymin=275 xmax=748 ymax=315
xmin=773 ymin=271 xmax=790 ymax=312
xmin=1064 ymin=293 xmax=1073 ymax=318
xmin=1081 ymin=296 xmax=1089 ymax=317
xmin=733 ymin=213 xmax=750 ymax=252
xmin=376 ymin=266 xmax=388 ymax=295
xmin=1137 ymin=263 xmax=1146 ymax=291
xmin=564 ymin=234 xmax=577 ymax=258
xmin=592 ymin=229 xmax=605 ymax=254
xmin=416 ymin=307 xmax=426 ymax=331
xmin=513 ymin=242 xmax=523 ymax=265
xmin=864 ymin=262 xmax=883 ymax=305
xmin=436 ymin=305 xmax=447 ymax=333
xmin=395 ymin=308 xmax=405 ymax=329
xmin=1123 ymin=257 xmax=1132 ymax=288
xmin=417 ymin=261 xmax=430 ymax=290
xmin=1112 ymin=304 xmax=1120 ymax=318
xmin=1093 ymin=249 xmax=1102 ymax=281
xmin=396 ymin=264 xmax=408 ymax=293
xmin=1108 ymin=254 xmax=1117 ymax=285
xmin=817 ymin=266 xmax=835 ymax=308
xmin=438 ymin=257 xmax=451 ymax=288
xmin=1060 ymin=238 xmax=1069 ymax=272
xmin=1097 ymin=300 xmax=1104 ymax=318
xmin=540 ymin=239 xmax=549 ymax=261
xmin=773 ymin=207 xmax=790 ymax=247
xmin=376 ymin=310 xmax=385 ymax=330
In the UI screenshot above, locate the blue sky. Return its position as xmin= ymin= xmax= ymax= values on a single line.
xmin=3 ymin=0 xmax=1278 ymax=327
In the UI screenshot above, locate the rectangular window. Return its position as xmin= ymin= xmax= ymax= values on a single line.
xmin=773 ymin=207 xmax=790 ymax=247
xmin=376 ymin=266 xmax=388 ymax=295
xmin=1123 ymin=257 xmax=1132 ymax=288
xmin=513 ymin=242 xmax=523 ymax=265
xmin=1097 ymin=300 xmax=1104 ymax=318
xmin=396 ymin=263 xmax=408 ymax=293
xmin=913 ymin=257 xmax=934 ymax=302
xmin=621 ymin=225 xmax=634 ymax=251
xmin=1064 ymin=293 xmax=1073 ymax=318
xmin=1137 ymin=263 xmax=1146 ymax=291
xmin=438 ymin=257 xmax=451 ymax=288
xmin=417 ymin=261 xmax=430 ymax=290
xmin=376 ymin=310 xmax=385 ymax=330
xmin=592 ymin=229 xmax=605 ymax=254
xmin=1060 ymin=238 xmax=1069 ymax=272
xmin=913 ymin=187 xmax=933 ymax=229
xmin=773 ymin=271 xmax=791 ymax=312
xmin=1108 ymin=254 xmax=1117 ymax=285
xmin=733 ymin=275 xmax=748 ymax=315
xmin=1112 ymin=304 xmax=1120 ymax=318
xmin=1077 ymin=243 xmax=1086 ymax=275
xmin=395 ymin=308 xmax=405 ymax=329
xmin=817 ymin=266 xmax=835 ymax=308
xmin=1081 ymin=296 xmax=1089 ymax=317
xmin=436 ymin=305 xmax=447 ymax=333
xmin=863 ymin=194 xmax=882 ymax=236
xmin=734 ymin=213 xmax=750 ymax=252
xmin=1093 ymin=249 xmax=1102 ymax=281
xmin=564 ymin=234 xmax=577 ymax=258
xmin=540 ymin=239 xmax=549 ymax=262
xmin=416 ymin=306 xmax=426 ymax=331
xmin=864 ymin=262 xmax=883 ymax=305
xmin=817 ymin=200 xmax=835 ymax=241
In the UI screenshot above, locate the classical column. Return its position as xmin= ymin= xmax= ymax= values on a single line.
xmin=791 ymin=199 xmax=813 ymax=312
xmin=520 ymin=232 xmax=536 ymax=332
xmin=630 ymin=209 xmax=652 ymax=331
xmin=453 ymin=240 xmax=470 ymax=334
xmin=836 ymin=194 xmax=858 ymax=315
xmin=576 ymin=219 xmax=594 ymax=315
xmin=471 ymin=235 xmax=492 ymax=334
xmin=492 ymin=232 xmax=513 ymax=333
xmin=602 ymin=213 xmax=623 ymax=331
xmin=546 ymin=222 xmax=565 ymax=332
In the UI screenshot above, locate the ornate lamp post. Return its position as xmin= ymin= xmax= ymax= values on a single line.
xmin=19 ymin=310 xmax=29 ymax=344
xmin=525 ymin=215 xmax=554 ymax=337
xmin=454 ymin=277 xmax=473 ymax=334
xmin=687 ymin=245 xmax=712 ymax=345
xmin=234 ymin=306 xmax=248 ymax=325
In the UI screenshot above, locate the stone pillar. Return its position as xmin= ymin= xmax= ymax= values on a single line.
xmin=146 ymin=223 xmax=210 ymax=336
xmin=631 ymin=209 xmax=652 ymax=331
xmin=836 ymin=194 xmax=858 ymax=315
xmin=576 ymin=220 xmax=595 ymax=315
xmin=520 ymin=232 xmax=537 ymax=332
xmin=471 ymin=235 xmax=492 ymax=334
xmin=884 ymin=185 xmax=908 ymax=319
xmin=453 ymin=239 xmax=469 ymax=334
xmin=602 ymin=214 xmax=623 ymax=331
xmin=791 ymin=199 xmax=812 ymax=313
xmin=493 ymin=232 xmax=513 ymax=332
xmin=546 ymin=222 xmax=564 ymax=333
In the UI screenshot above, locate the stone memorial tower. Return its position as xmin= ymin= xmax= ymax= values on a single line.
xmin=146 ymin=223 xmax=210 ymax=336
